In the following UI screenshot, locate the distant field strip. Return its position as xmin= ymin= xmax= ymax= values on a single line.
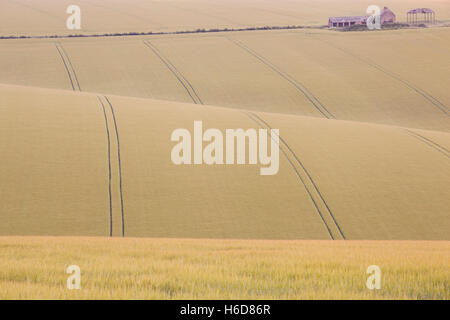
xmin=316 ymin=37 xmax=449 ymax=116
xmin=2 ymin=0 xmax=450 ymax=38
xmin=54 ymin=42 xmax=81 ymax=91
xmin=143 ymin=40 xmax=203 ymax=105
xmin=246 ymin=111 xmax=345 ymax=240
xmin=405 ymin=129 xmax=450 ymax=159
xmin=6 ymin=0 xmax=62 ymax=21
xmin=229 ymin=37 xmax=335 ymax=119
xmin=76 ymin=0 xmax=161 ymax=25
xmin=252 ymin=6 xmax=304 ymax=21
xmin=163 ymin=1 xmax=238 ymax=25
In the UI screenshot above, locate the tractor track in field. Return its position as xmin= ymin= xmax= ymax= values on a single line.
xmin=54 ymin=42 xmax=81 ymax=91
xmin=250 ymin=112 xmax=346 ymax=239
xmin=228 ymin=37 xmax=335 ymax=120
xmin=57 ymin=42 xmax=81 ymax=91
xmin=143 ymin=40 xmax=203 ymax=105
xmin=98 ymin=96 xmax=114 ymax=237
xmin=245 ymin=111 xmax=345 ymax=240
xmin=405 ymin=129 xmax=450 ymax=159
xmin=315 ymin=37 xmax=449 ymax=116
xmin=104 ymin=96 xmax=126 ymax=237
xmin=97 ymin=96 xmax=126 ymax=237
xmin=54 ymin=43 xmax=75 ymax=91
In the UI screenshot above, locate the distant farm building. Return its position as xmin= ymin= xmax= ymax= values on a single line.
xmin=407 ymin=8 xmax=436 ymax=24
xmin=380 ymin=7 xmax=396 ymax=24
xmin=328 ymin=7 xmax=396 ymax=28
xmin=328 ymin=16 xmax=366 ymax=28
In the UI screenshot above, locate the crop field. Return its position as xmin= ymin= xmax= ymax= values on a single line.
xmin=0 ymin=0 xmax=449 ymax=300
xmin=1 ymin=28 xmax=449 ymax=130
xmin=0 ymin=237 xmax=448 ymax=299
xmin=0 ymin=84 xmax=449 ymax=240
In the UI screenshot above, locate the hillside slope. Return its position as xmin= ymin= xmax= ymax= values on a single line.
xmin=0 ymin=84 xmax=448 ymax=240
xmin=1 ymin=28 xmax=449 ymax=132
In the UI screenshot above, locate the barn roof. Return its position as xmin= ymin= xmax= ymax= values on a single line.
xmin=381 ymin=7 xmax=395 ymax=16
xmin=329 ymin=16 xmax=367 ymax=23
xmin=408 ymin=8 xmax=435 ymax=14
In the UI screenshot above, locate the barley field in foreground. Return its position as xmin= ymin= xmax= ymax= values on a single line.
xmin=0 ymin=237 xmax=448 ymax=299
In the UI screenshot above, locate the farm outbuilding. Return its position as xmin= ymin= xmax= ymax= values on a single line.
xmin=380 ymin=7 xmax=396 ymax=24
xmin=407 ymin=8 xmax=435 ymax=24
xmin=328 ymin=16 xmax=367 ymax=28
xmin=328 ymin=7 xmax=396 ymax=28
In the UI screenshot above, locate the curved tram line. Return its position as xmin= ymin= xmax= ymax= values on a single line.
xmin=58 ymin=42 xmax=82 ymax=91
xmin=98 ymin=96 xmax=114 ymax=236
xmin=229 ymin=37 xmax=335 ymax=120
xmin=54 ymin=42 xmax=75 ymax=91
xmin=143 ymin=39 xmax=203 ymax=105
xmin=316 ymin=37 xmax=449 ymax=116
xmin=245 ymin=111 xmax=346 ymax=240
xmin=405 ymin=129 xmax=450 ymax=159
xmin=54 ymin=42 xmax=81 ymax=91
xmin=97 ymin=96 xmax=126 ymax=237
xmin=105 ymin=96 xmax=126 ymax=237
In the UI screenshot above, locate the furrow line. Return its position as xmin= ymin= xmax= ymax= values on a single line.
xmin=58 ymin=42 xmax=81 ymax=91
xmin=143 ymin=40 xmax=203 ymax=104
xmin=97 ymin=96 xmax=113 ymax=237
xmin=229 ymin=37 xmax=335 ymax=119
xmin=104 ymin=96 xmax=126 ymax=237
xmin=54 ymin=43 xmax=75 ymax=91
xmin=249 ymin=112 xmax=346 ymax=239
xmin=245 ymin=111 xmax=337 ymax=240
xmin=405 ymin=129 xmax=450 ymax=159
xmin=317 ymin=38 xmax=449 ymax=116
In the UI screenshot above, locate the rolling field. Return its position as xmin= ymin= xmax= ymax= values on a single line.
xmin=0 ymin=0 xmax=449 ymax=299
xmin=1 ymin=28 xmax=449 ymax=130
xmin=0 ymin=84 xmax=449 ymax=240
xmin=0 ymin=237 xmax=448 ymax=299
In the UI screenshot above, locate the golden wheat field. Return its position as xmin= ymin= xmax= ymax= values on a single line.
xmin=0 ymin=0 xmax=449 ymax=300
xmin=0 ymin=237 xmax=448 ymax=300
xmin=1 ymin=84 xmax=449 ymax=240
xmin=1 ymin=28 xmax=449 ymax=131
